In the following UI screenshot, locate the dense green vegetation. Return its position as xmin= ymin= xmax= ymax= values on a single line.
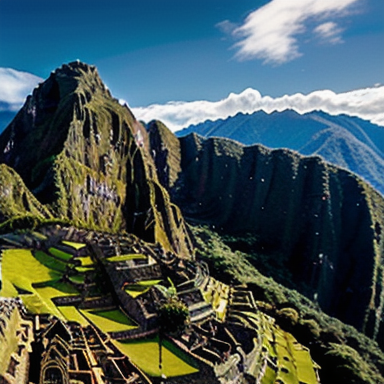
xmin=191 ymin=225 xmax=384 ymax=384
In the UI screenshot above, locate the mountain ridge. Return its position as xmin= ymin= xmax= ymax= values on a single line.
xmin=177 ymin=109 xmax=384 ymax=195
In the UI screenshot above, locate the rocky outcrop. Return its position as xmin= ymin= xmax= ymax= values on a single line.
xmin=147 ymin=120 xmax=182 ymax=190
xmin=0 ymin=62 xmax=193 ymax=258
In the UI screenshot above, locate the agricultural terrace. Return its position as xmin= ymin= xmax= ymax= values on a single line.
xmin=114 ymin=336 xmax=199 ymax=377
xmin=0 ymin=248 xmax=80 ymax=319
xmin=106 ymin=254 xmax=147 ymax=263
xmin=201 ymin=277 xmax=230 ymax=321
xmin=200 ymin=274 xmax=319 ymax=384
xmin=80 ymin=308 xmax=137 ymax=333
xmin=257 ymin=314 xmax=318 ymax=384
xmin=62 ymin=240 xmax=87 ymax=250
xmin=123 ymin=279 xmax=162 ymax=298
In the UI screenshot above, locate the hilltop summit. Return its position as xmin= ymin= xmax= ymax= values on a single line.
xmin=0 ymin=61 xmax=193 ymax=257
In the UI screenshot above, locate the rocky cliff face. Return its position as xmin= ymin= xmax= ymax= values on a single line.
xmin=149 ymin=128 xmax=384 ymax=341
xmin=147 ymin=120 xmax=182 ymax=190
xmin=0 ymin=62 xmax=193 ymax=257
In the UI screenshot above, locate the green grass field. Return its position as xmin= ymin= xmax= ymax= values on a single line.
xmin=59 ymin=306 xmax=89 ymax=326
xmin=0 ymin=249 xmax=80 ymax=319
xmin=107 ymin=254 xmax=147 ymax=262
xmin=80 ymin=308 xmax=137 ymax=332
xmin=114 ymin=336 xmax=199 ymax=377
xmin=0 ymin=249 xmax=61 ymax=297
xmin=62 ymin=241 xmax=86 ymax=250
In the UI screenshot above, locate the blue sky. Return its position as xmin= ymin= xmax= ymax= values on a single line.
xmin=0 ymin=0 xmax=383 ymax=130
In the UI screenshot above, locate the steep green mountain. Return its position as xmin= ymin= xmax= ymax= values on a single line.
xmin=0 ymin=163 xmax=52 ymax=225
xmin=0 ymin=61 xmax=193 ymax=257
xmin=177 ymin=110 xmax=384 ymax=195
xmin=148 ymin=128 xmax=384 ymax=344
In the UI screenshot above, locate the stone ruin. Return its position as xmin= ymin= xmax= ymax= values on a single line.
xmin=0 ymin=225 xmax=320 ymax=384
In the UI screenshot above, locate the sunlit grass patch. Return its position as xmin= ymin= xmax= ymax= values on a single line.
xmin=107 ymin=254 xmax=147 ymax=263
xmin=115 ymin=336 xmax=199 ymax=377
xmin=62 ymin=240 xmax=86 ymax=250
xmin=80 ymin=308 xmax=137 ymax=333
xmin=59 ymin=306 xmax=89 ymax=326
xmin=20 ymin=292 xmax=63 ymax=318
xmin=75 ymin=266 xmax=94 ymax=273
xmin=0 ymin=249 xmax=61 ymax=297
xmin=75 ymin=255 xmax=94 ymax=267
xmin=293 ymin=348 xmax=318 ymax=384
xmin=0 ymin=248 xmax=78 ymax=318
xmin=261 ymin=365 xmax=277 ymax=384
xmin=124 ymin=279 xmax=161 ymax=298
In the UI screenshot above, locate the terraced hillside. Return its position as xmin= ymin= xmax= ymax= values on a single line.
xmin=0 ymin=226 xmax=320 ymax=384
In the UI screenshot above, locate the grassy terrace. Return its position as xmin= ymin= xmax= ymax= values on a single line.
xmin=106 ymin=253 xmax=147 ymax=263
xmin=74 ymin=255 xmax=94 ymax=267
xmin=80 ymin=308 xmax=137 ymax=332
xmin=115 ymin=336 xmax=199 ymax=377
xmin=34 ymin=250 xmax=68 ymax=272
xmin=0 ymin=249 xmax=80 ymax=319
xmin=201 ymin=277 xmax=230 ymax=321
xmin=62 ymin=240 xmax=86 ymax=250
xmin=124 ymin=279 xmax=162 ymax=298
xmin=48 ymin=247 xmax=73 ymax=261
xmin=58 ymin=306 xmax=89 ymax=327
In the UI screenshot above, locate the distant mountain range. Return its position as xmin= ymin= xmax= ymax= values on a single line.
xmin=177 ymin=110 xmax=384 ymax=195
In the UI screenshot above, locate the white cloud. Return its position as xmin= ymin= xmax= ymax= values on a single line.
xmin=0 ymin=68 xmax=42 ymax=110
xmin=314 ymin=22 xmax=344 ymax=44
xmin=216 ymin=20 xmax=237 ymax=35
xmin=132 ymin=86 xmax=384 ymax=132
xmin=231 ymin=0 xmax=360 ymax=64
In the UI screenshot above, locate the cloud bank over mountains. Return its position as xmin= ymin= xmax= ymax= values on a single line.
xmin=132 ymin=86 xmax=384 ymax=132
xmin=0 ymin=68 xmax=42 ymax=110
xmin=230 ymin=0 xmax=360 ymax=64
xmin=1 ymin=67 xmax=382 ymax=134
